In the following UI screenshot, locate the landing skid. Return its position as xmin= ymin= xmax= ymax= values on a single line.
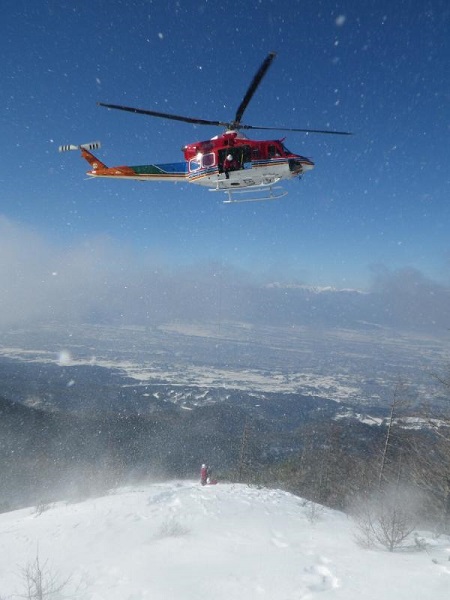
xmin=210 ymin=182 xmax=288 ymax=203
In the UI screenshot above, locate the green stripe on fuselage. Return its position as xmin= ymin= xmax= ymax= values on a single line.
xmin=132 ymin=162 xmax=187 ymax=176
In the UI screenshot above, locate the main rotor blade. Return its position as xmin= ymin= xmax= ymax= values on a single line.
xmin=98 ymin=102 xmax=229 ymax=128
xmin=239 ymin=124 xmax=353 ymax=135
xmin=234 ymin=52 xmax=277 ymax=126
xmin=98 ymin=102 xmax=352 ymax=136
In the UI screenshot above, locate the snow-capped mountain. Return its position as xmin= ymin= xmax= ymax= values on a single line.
xmin=264 ymin=282 xmax=366 ymax=294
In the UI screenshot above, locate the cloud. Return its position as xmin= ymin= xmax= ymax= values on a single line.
xmin=0 ymin=216 xmax=249 ymax=328
xmin=1 ymin=217 xmax=449 ymax=333
xmin=367 ymin=265 xmax=450 ymax=331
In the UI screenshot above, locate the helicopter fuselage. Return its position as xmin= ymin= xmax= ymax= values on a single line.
xmin=80 ymin=131 xmax=314 ymax=193
xmin=183 ymin=131 xmax=314 ymax=190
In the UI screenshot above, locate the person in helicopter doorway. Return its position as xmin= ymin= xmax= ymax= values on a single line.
xmin=200 ymin=463 xmax=208 ymax=486
xmin=223 ymin=153 xmax=240 ymax=179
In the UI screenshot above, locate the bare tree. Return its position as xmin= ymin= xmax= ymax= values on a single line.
xmin=352 ymin=486 xmax=420 ymax=552
xmin=375 ymin=492 xmax=417 ymax=552
xmin=405 ymin=371 xmax=450 ymax=532
xmin=18 ymin=551 xmax=71 ymax=600
xmin=237 ymin=419 xmax=250 ymax=483
xmin=378 ymin=381 xmax=411 ymax=490
xmin=236 ymin=420 xmax=263 ymax=485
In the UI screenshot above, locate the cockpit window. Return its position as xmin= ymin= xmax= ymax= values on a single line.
xmin=268 ymin=144 xmax=282 ymax=158
xmin=189 ymin=158 xmax=201 ymax=172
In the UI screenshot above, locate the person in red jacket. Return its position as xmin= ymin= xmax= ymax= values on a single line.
xmin=200 ymin=464 xmax=208 ymax=486
xmin=223 ymin=153 xmax=240 ymax=179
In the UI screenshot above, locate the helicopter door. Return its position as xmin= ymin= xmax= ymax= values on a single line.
xmin=239 ymin=145 xmax=252 ymax=169
xmin=218 ymin=146 xmax=252 ymax=172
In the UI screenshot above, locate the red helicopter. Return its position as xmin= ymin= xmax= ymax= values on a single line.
xmin=59 ymin=52 xmax=350 ymax=202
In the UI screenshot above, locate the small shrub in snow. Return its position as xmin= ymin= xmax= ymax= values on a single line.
xmin=300 ymin=499 xmax=325 ymax=524
xmin=33 ymin=502 xmax=52 ymax=517
xmin=155 ymin=518 xmax=190 ymax=538
xmin=413 ymin=533 xmax=427 ymax=551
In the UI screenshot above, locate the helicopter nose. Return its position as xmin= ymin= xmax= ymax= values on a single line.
xmin=301 ymin=161 xmax=314 ymax=172
xmin=289 ymin=157 xmax=315 ymax=175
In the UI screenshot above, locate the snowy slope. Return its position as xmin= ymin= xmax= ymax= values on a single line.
xmin=0 ymin=481 xmax=449 ymax=599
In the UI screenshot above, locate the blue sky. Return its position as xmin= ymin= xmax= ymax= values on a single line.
xmin=1 ymin=0 xmax=449 ymax=302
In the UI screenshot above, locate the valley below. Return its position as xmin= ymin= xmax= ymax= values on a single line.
xmin=1 ymin=321 xmax=449 ymax=512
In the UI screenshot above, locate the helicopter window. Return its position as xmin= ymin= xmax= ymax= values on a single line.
xmin=189 ymin=157 xmax=201 ymax=172
xmin=202 ymin=153 xmax=215 ymax=168
xmin=268 ymin=144 xmax=282 ymax=158
xmin=240 ymin=145 xmax=252 ymax=164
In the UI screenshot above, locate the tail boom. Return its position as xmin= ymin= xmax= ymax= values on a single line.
xmin=86 ymin=162 xmax=187 ymax=181
xmin=59 ymin=141 xmax=186 ymax=181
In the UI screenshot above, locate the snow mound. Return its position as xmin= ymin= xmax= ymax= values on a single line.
xmin=0 ymin=481 xmax=449 ymax=599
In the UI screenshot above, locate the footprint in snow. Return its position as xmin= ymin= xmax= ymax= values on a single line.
xmin=303 ymin=563 xmax=340 ymax=592
xmin=271 ymin=531 xmax=289 ymax=548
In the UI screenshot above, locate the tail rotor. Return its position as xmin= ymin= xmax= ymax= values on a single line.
xmin=59 ymin=141 xmax=101 ymax=153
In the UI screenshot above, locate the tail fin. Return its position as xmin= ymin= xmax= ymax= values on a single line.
xmin=59 ymin=141 xmax=106 ymax=170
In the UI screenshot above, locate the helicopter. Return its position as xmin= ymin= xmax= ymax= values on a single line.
xmin=59 ymin=52 xmax=351 ymax=203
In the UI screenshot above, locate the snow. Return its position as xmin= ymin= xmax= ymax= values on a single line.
xmin=0 ymin=344 xmax=365 ymax=401
xmin=1 ymin=481 xmax=449 ymax=599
